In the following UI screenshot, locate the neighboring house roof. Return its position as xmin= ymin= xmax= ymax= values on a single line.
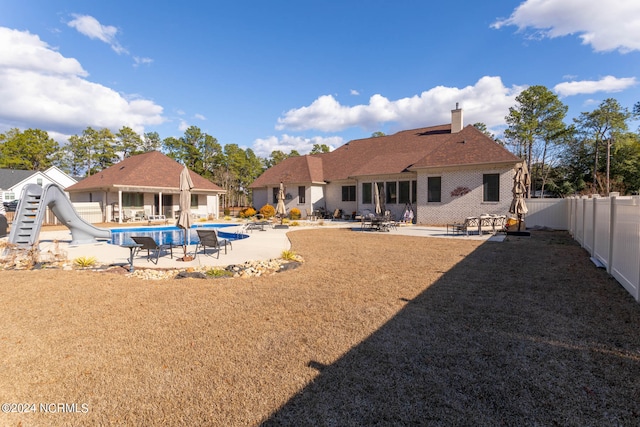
xmin=0 ymin=169 xmax=35 ymax=190
xmin=250 ymin=123 xmax=520 ymax=188
xmin=66 ymin=151 xmax=224 ymax=193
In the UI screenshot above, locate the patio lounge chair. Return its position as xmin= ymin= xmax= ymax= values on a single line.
xmin=131 ymin=236 xmax=174 ymax=264
xmin=195 ymin=229 xmax=232 ymax=258
xmin=447 ymin=216 xmax=479 ymax=236
xmin=242 ymin=220 xmax=270 ymax=233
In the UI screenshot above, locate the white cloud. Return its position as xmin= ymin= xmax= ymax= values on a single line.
xmin=253 ymin=134 xmax=343 ymax=157
xmin=178 ymin=119 xmax=190 ymax=132
xmin=67 ymin=14 xmax=128 ymax=54
xmin=133 ymin=56 xmax=153 ymax=67
xmin=492 ymin=0 xmax=640 ymax=53
xmin=554 ymin=75 xmax=637 ymax=96
xmin=276 ymin=76 xmax=524 ymax=133
xmin=350 ymin=89 xmax=360 ymax=96
xmin=194 ymin=113 xmax=207 ymax=121
xmin=0 ymin=27 xmax=164 ymax=137
xmin=0 ymin=27 xmax=87 ymax=77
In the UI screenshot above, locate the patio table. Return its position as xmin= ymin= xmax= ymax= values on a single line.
xmin=121 ymin=243 xmax=143 ymax=272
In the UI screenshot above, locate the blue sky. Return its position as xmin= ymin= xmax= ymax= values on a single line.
xmin=1 ymin=1 xmax=639 ymax=157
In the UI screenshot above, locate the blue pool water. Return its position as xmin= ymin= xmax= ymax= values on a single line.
xmin=108 ymin=224 xmax=247 ymax=246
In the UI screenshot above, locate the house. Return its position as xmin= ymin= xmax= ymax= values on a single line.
xmin=0 ymin=166 xmax=77 ymax=204
xmin=249 ymin=107 xmax=521 ymax=224
xmin=65 ymin=151 xmax=225 ymax=223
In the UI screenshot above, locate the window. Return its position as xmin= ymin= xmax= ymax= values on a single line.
xmin=122 ymin=192 xmax=143 ymax=208
xmin=399 ymin=181 xmax=410 ymax=204
xmin=342 ymin=185 xmax=356 ymax=202
xmin=298 ymin=186 xmax=306 ymax=204
xmin=272 ymin=188 xmax=279 ymax=204
xmin=37 ymin=178 xmax=43 ymax=186
xmin=483 ymin=174 xmax=500 ymax=202
xmin=362 ymin=183 xmax=372 ymax=204
xmin=386 ymin=182 xmax=397 ymax=204
xmin=191 ymin=194 xmax=198 ymax=208
xmin=427 ymin=177 xmax=441 ymax=202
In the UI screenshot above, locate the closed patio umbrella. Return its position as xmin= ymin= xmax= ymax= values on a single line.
xmin=509 ymin=161 xmax=530 ymax=232
xmin=176 ymin=165 xmax=194 ymax=261
xmin=374 ymin=183 xmax=382 ymax=216
xmin=276 ymin=182 xmax=286 ymax=220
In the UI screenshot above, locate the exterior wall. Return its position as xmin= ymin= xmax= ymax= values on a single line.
xmin=415 ymin=165 xmax=514 ymax=225
xmin=325 ymin=180 xmax=357 ymax=217
xmin=251 ymin=188 xmax=268 ymax=211
xmin=8 ymin=172 xmax=75 ymax=202
xmin=309 ymin=184 xmax=325 ymax=213
xmin=43 ymin=166 xmax=77 ymax=188
xmin=253 ymin=184 xmax=324 ymax=218
xmin=206 ymin=195 xmax=219 ymax=219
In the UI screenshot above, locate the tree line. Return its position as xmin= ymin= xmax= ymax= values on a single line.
xmin=504 ymin=86 xmax=640 ymax=197
xmin=1 ymin=87 xmax=639 ymax=204
xmin=0 ymin=125 xmax=330 ymax=207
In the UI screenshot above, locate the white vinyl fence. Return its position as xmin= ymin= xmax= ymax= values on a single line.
xmin=525 ymin=196 xmax=640 ymax=302
xmin=40 ymin=202 xmax=104 ymax=225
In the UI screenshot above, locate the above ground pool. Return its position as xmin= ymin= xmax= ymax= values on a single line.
xmin=108 ymin=224 xmax=246 ymax=246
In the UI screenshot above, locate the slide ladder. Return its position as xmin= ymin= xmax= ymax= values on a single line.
xmin=9 ymin=183 xmax=111 ymax=247
xmin=8 ymin=184 xmax=44 ymax=246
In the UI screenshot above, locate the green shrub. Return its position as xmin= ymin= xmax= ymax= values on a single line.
xmin=259 ymin=204 xmax=276 ymax=219
xmin=223 ymin=208 xmax=231 ymax=216
xmin=289 ymin=207 xmax=301 ymax=220
xmin=290 ymin=221 xmax=300 ymax=227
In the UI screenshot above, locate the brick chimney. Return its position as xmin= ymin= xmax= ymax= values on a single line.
xmin=451 ymin=103 xmax=463 ymax=133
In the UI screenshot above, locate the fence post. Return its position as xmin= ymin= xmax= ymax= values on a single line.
xmin=635 ymin=196 xmax=640 ymax=301
xmin=607 ymin=195 xmax=616 ymax=275
xmin=589 ymin=195 xmax=598 ymax=256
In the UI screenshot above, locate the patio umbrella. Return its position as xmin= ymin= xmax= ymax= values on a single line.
xmin=176 ymin=165 xmax=194 ymax=261
xmin=374 ymin=183 xmax=382 ymax=216
xmin=509 ymin=161 xmax=530 ymax=231
xmin=276 ymin=182 xmax=286 ymax=221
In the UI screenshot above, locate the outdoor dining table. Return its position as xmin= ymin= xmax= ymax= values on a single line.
xmin=370 ymin=217 xmax=391 ymax=232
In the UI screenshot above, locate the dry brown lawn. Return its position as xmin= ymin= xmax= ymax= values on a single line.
xmin=1 ymin=229 xmax=640 ymax=426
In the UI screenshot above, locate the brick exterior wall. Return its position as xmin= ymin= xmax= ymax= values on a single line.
xmin=415 ymin=165 xmax=514 ymax=225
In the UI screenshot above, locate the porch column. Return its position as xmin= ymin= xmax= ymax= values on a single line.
xmin=118 ymin=190 xmax=123 ymax=224
xmin=158 ymin=191 xmax=163 ymax=216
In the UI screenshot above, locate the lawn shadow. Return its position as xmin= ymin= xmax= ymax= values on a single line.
xmin=261 ymin=231 xmax=640 ymax=426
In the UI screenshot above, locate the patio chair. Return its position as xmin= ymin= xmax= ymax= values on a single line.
xmin=122 ymin=210 xmax=133 ymax=223
xmin=361 ymin=212 xmax=375 ymax=230
xmin=447 ymin=216 xmax=479 ymax=236
xmin=383 ymin=210 xmax=398 ymax=230
xmin=303 ymin=208 xmax=318 ymax=221
xmin=131 ymin=236 xmax=174 ymax=264
xmin=195 ymin=228 xmax=232 ymax=259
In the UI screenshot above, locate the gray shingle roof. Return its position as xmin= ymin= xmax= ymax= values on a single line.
xmin=0 ymin=169 xmax=36 ymax=190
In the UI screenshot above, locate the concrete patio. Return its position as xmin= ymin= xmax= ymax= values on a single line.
xmin=34 ymin=221 xmax=503 ymax=271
